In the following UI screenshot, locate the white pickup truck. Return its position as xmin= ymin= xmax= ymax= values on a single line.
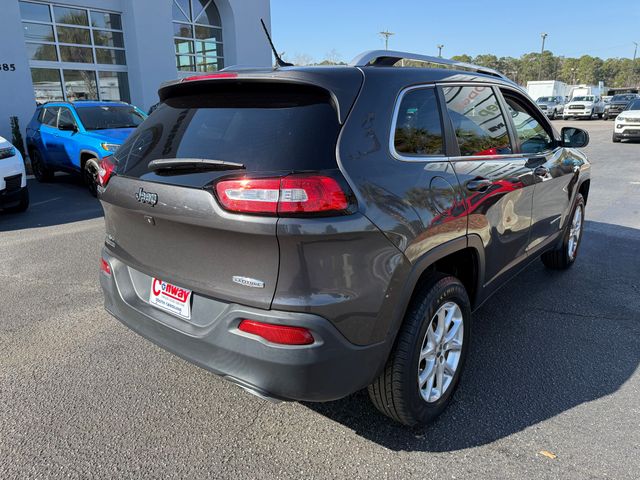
xmin=563 ymin=95 xmax=605 ymax=120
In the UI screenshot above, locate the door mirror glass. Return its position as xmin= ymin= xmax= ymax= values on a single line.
xmin=561 ymin=127 xmax=589 ymax=148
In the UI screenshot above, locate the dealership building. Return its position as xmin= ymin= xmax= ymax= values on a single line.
xmin=0 ymin=0 xmax=272 ymax=142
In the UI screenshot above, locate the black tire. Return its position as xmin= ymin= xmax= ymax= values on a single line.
xmin=541 ymin=193 xmax=585 ymax=270
xmin=603 ymin=114 xmax=609 ymax=120
xmin=612 ymin=134 xmax=621 ymax=143
xmin=83 ymin=158 xmax=99 ymax=197
xmin=30 ymin=150 xmax=54 ymax=182
xmin=368 ymin=274 xmax=471 ymax=426
xmin=549 ymin=111 xmax=555 ymax=120
xmin=5 ymin=188 xmax=29 ymax=213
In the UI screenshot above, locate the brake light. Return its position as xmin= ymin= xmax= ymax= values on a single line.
xmin=100 ymin=257 xmax=111 ymax=275
xmin=98 ymin=155 xmax=116 ymax=187
xmin=215 ymin=174 xmax=350 ymax=216
xmin=182 ymin=72 xmax=238 ymax=82
xmin=238 ymin=320 xmax=314 ymax=345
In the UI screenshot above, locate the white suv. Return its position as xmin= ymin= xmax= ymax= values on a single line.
xmin=0 ymin=136 xmax=29 ymax=213
xmin=613 ymin=98 xmax=640 ymax=143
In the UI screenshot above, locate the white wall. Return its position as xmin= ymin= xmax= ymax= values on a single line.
xmin=0 ymin=0 xmax=272 ymax=147
xmin=0 ymin=1 xmax=38 ymax=144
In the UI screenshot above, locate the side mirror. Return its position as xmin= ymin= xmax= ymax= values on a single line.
xmin=59 ymin=122 xmax=77 ymax=132
xmin=561 ymin=127 xmax=589 ymax=148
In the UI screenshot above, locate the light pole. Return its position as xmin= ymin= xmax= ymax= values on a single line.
xmin=571 ymin=67 xmax=577 ymax=85
xmin=379 ymin=30 xmax=394 ymax=50
xmin=538 ymin=33 xmax=548 ymax=80
xmin=632 ymin=42 xmax=638 ymax=86
xmin=437 ymin=44 xmax=444 ymax=58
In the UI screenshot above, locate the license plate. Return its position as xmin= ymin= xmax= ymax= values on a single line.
xmin=149 ymin=278 xmax=192 ymax=319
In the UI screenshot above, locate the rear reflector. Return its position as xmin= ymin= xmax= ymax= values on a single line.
xmin=238 ymin=320 xmax=314 ymax=345
xmin=182 ymin=72 xmax=238 ymax=82
xmin=98 ymin=156 xmax=116 ymax=187
xmin=215 ymin=174 xmax=349 ymax=216
xmin=100 ymin=258 xmax=111 ymax=275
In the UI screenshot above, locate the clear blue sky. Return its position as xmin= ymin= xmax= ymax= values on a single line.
xmin=271 ymin=0 xmax=640 ymax=63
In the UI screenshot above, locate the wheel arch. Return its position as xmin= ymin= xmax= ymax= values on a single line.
xmin=387 ymin=236 xmax=485 ymax=344
xmin=80 ymin=150 xmax=100 ymax=172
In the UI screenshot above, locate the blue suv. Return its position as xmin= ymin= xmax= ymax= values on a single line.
xmin=26 ymin=101 xmax=146 ymax=195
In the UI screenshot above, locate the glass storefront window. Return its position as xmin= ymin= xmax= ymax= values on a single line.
xmin=19 ymin=2 xmax=129 ymax=103
xmin=25 ymin=43 xmax=58 ymax=62
xmin=59 ymin=45 xmax=94 ymax=63
xmin=98 ymin=71 xmax=130 ymax=102
xmin=22 ymin=23 xmax=54 ymax=42
xmin=53 ymin=6 xmax=89 ymax=26
xmin=172 ymin=0 xmax=224 ymax=72
xmin=93 ymin=30 xmax=124 ymax=48
xmin=90 ymin=11 xmax=122 ymax=30
xmin=56 ymin=26 xmax=91 ymax=45
xmin=95 ymin=49 xmax=126 ymax=65
xmin=63 ymin=69 xmax=98 ymax=101
xmin=31 ymin=68 xmax=63 ymax=103
xmin=19 ymin=2 xmax=51 ymax=22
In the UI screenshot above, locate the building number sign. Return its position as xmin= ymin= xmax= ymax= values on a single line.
xmin=1 ymin=64 xmax=16 ymax=71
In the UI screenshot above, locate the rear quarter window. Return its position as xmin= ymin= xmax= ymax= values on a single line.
xmin=393 ymin=87 xmax=444 ymax=157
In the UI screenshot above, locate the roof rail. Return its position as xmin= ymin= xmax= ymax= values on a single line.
xmin=349 ymin=50 xmax=510 ymax=81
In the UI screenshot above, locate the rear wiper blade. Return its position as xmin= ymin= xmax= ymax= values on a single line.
xmin=148 ymin=158 xmax=245 ymax=172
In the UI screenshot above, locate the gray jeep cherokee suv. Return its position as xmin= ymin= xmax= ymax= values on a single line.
xmin=98 ymin=50 xmax=591 ymax=426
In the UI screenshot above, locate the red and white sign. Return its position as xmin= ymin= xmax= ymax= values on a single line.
xmin=149 ymin=278 xmax=192 ymax=319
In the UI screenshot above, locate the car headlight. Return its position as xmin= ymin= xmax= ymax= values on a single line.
xmin=101 ymin=143 xmax=121 ymax=152
xmin=617 ymin=117 xmax=625 ymax=123
xmin=0 ymin=146 xmax=16 ymax=160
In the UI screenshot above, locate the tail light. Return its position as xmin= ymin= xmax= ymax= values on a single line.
xmin=100 ymin=257 xmax=111 ymax=275
xmin=238 ymin=320 xmax=314 ymax=345
xmin=98 ymin=155 xmax=116 ymax=187
xmin=215 ymin=174 xmax=351 ymax=216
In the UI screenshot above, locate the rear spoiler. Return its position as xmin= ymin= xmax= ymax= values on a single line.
xmin=157 ymin=68 xmax=364 ymax=124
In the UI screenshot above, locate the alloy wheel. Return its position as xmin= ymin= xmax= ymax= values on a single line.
xmin=417 ymin=301 xmax=464 ymax=403
xmin=567 ymin=204 xmax=583 ymax=260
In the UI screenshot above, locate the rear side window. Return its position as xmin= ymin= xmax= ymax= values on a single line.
xmin=393 ymin=88 xmax=444 ymax=156
xmin=42 ymin=107 xmax=59 ymax=127
xmin=116 ymin=84 xmax=340 ymax=177
xmin=443 ymin=86 xmax=512 ymax=156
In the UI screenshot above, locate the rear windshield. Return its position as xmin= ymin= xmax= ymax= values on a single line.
xmin=115 ymin=84 xmax=340 ymax=177
xmin=75 ymin=105 xmax=145 ymax=130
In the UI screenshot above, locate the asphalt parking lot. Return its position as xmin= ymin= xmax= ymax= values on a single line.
xmin=1 ymin=120 xmax=639 ymax=479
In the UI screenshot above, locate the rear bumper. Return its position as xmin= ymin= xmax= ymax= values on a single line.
xmin=100 ymin=250 xmax=389 ymax=402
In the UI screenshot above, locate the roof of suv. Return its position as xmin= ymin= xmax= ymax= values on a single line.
xmin=159 ymin=51 xmax=524 ymax=123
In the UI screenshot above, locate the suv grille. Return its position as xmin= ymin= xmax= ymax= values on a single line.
xmin=569 ymin=104 xmax=584 ymax=110
xmin=4 ymin=174 xmax=21 ymax=193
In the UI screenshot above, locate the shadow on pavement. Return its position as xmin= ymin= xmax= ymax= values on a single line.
xmin=0 ymin=175 xmax=103 ymax=232
xmin=304 ymin=221 xmax=640 ymax=452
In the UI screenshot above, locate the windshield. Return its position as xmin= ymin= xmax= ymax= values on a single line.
xmin=75 ymin=105 xmax=146 ymax=130
xmin=625 ymin=100 xmax=640 ymax=111
xmin=612 ymin=94 xmax=637 ymax=102
xmin=572 ymin=96 xmax=594 ymax=102
xmin=537 ymin=97 xmax=555 ymax=103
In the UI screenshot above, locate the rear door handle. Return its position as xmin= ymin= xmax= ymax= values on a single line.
xmin=466 ymin=179 xmax=492 ymax=192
